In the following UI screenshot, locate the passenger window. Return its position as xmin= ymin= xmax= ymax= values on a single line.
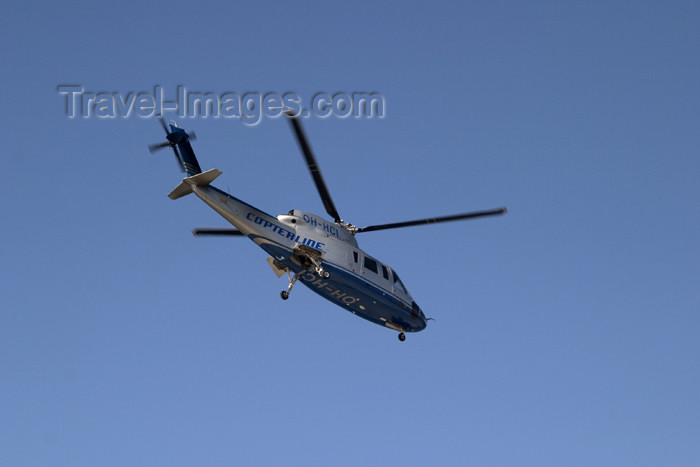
xmin=381 ymin=265 xmax=389 ymax=280
xmin=353 ymin=251 xmax=358 ymax=263
xmin=364 ymin=257 xmax=378 ymax=274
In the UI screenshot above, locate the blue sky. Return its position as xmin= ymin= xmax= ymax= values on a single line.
xmin=2 ymin=1 xmax=699 ymax=466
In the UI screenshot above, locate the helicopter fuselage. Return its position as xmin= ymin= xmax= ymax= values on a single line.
xmin=190 ymin=182 xmax=428 ymax=334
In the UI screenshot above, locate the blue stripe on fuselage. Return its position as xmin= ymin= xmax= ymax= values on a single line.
xmin=253 ymin=236 xmax=426 ymax=332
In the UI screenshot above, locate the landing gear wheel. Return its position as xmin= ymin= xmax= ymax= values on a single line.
xmin=321 ymin=270 xmax=330 ymax=279
xmin=398 ymin=332 xmax=406 ymax=342
xmin=281 ymin=272 xmax=299 ymax=300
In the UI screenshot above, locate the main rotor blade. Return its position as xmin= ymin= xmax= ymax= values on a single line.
xmin=356 ymin=207 xmax=507 ymax=233
xmin=192 ymin=228 xmax=246 ymax=237
xmin=286 ymin=112 xmax=342 ymax=223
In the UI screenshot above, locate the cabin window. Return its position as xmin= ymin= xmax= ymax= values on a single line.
xmin=381 ymin=265 xmax=389 ymax=280
xmin=353 ymin=251 xmax=359 ymax=263
xmin=364 ymin=257 xmax=378 ymax=274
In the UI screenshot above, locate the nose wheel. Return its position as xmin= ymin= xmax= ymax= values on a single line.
xmin=280 ymin=266 xmax=329 ymax=301
xmin=398 ymin=332 xmax=406 ymax=342
xmin=281 ymin=272 xmax=300 ymax=300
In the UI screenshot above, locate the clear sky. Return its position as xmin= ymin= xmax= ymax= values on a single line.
xmin=2 ymin=1 xmax=699 ymax=466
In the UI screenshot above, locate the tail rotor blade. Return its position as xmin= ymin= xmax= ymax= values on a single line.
xmin=171 ymin=146 xmax=186 ymax=172
xmin=148 ymin=141 xmax=171 ymax=153
xmin=158 ymin=115 xmax=169 ymax=134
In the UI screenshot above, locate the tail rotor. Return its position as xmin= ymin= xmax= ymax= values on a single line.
xmin=148 ymin=116 xmax=201 ymax=175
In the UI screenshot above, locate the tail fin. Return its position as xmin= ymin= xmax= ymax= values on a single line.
xmin=166 ymin=125 xmax=202 ymax=175
xmin=169 ymin=168 xmax=222 ymax=200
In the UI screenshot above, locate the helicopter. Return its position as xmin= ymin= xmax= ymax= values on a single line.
xmin=149 ymin=113 xmax=506 ymax=341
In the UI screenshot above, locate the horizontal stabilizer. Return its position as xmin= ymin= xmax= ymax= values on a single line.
xmin=168 ymin=168 xmax=222 ymax=200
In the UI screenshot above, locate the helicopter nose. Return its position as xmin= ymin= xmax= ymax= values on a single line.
xmin=411 ymin=301 xmax=427 ymax=327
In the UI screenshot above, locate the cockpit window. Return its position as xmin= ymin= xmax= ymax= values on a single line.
xmin=392 ymin=270 xmax=408 ymax=294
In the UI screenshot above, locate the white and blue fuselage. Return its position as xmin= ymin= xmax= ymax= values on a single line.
xmin=187 ymin=181 xmax=428 ymax=334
